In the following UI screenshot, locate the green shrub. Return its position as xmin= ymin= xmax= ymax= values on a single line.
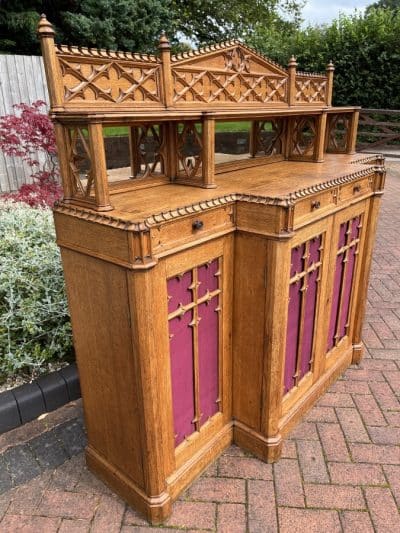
xmin=0 ymin=201 xmax=73 ymax=381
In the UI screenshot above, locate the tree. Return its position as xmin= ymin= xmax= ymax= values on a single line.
xmin=366 ymin=0 xmax=400 ymax=13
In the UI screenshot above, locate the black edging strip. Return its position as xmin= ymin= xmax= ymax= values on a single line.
xmin=0 ymin=363 xmax=81 ymax=435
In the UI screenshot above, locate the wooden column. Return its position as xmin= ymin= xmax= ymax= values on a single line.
xmin=326 ymin=61 xmax=335 ymax=107
xmin=202 ymin=114 xmax=216 ymax=188
xmin=37 ymin=14 xmax=64 ymax=111
xmin=314 ymin=112 xmax=328 ymax=162
xmin=287 ymin=56 xmax=298 ymax=107
xmin=249 ymin=121 xmax=258 ymax=157
xmin=166 ymin=122 xmax=177 ymax=180
xmin=159 ymin=34 xmax=173 ymax=108
xmin=88 ymin=122 xmax=113 ymax=211
xmin=347 ymin=110 xmax=360 ymax=155
xmin=129 ymin=126 xmax=141 ymax=178
xmin=53 ymin=122 xmax=73 ymax=200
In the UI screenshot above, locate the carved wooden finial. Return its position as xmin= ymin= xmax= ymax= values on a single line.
xmin=158 ymin=32 xmax=171 ymax=50
xmin=288 ymin=55 xmax=298 ymax=68
xmin=326 ymin=60 xmax=335 ymax=72
xmin=37 ymin=14 xmax=55 ymax=38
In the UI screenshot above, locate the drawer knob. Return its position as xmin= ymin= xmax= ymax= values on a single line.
xmin=192 ymin=220 xmax=204 ymax=230
xmin=353 ymin=185 xmax=361 ymax=194
xmin=311 ymin=200 xmax=321 ymax=210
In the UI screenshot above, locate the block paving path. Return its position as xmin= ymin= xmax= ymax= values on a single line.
xmin=1 ymin=163 xmax=400 ymax=532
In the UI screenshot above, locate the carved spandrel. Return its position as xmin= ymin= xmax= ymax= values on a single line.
xmin=291 ymin=116 xmax=317 ymax=157
xmin=326 ymin=114 xmax=351 ymax=153
xmin=130 ymin=124 xmax=167 ymax=179
xmin=176 ymin=122 xmax=203 ymax=180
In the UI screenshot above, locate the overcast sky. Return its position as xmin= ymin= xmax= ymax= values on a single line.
xmin=301 ymin=0 xmax=371 ymax=25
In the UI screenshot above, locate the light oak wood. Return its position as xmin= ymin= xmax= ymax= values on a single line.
xmin=39 ymin=16 xmax=385 ymax=525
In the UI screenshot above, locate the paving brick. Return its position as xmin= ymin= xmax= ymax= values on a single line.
xmin=290 ymin=421 xmax=319 ymax=440
xmin=91 ymin=494 xmax=125 ymax=533
xmin=47 ymin=454 xmax=83 ymax=492
xmin=29 ymin=430 xmax=69 ymax=469
xmin=58 ymin=518 xmax=91 ymax=532
xmin=360 ymin=358 xmax=398 ymax=371
xmin=0 ymin=493 xmax=11 ymax=521
xmin=247 ymin=480 xmax=277 ymax=533
xmin=202 ymin=461 xmax=218 ymax=477
xmin=344 ymin=368 xmax=385 ymax=382
xmin=318 ymin=423 xmax=350 ymax=462
xmin=218 ymin=455 xmax=273 ymax=480
xmin=370 ymin=381 xmax=400 ymax=411
xmin=305 ymin=406 xmax=337 ymax=423
xmin=122 ymin=507 xmax=148 ymax=527
xmin=35 ymin=490 xmax=99 ymax=519
xmin=362 ymin=325 xmax=384 ymax=348
xmin=330 ymin=380 xmax=370 ymax=394
xmin=340 ymin=511 xmax=374 ymax=532
xmin=6 ymin=471 xmax=52 ymax=515
xmin=336 ymin=407 xmax=370 ymax=443
xmin=385 ymin=411 xmax=400 ymax=427
xmin=273 ymin=459 xmax=304 ymax=507
xmin=369 ymin=348 xmax=400 ymax=360
xmin=0 ymin=456 xmax=12 ymax=494
xmin=186 ymin=477 xmax=246 ymax=503
xmin=163 ymin=501 xmax=215 ymax=529
xmin=328 ymin=462 xmax=386 ymax=486
xmin=383 ymin=465 xmax=400 ymax=507
xmin=2 ymin=444 xmax=41 ymax=486
xmin=222 ymin=445 xmax=247 ymax=457
xmin=304 ymin=484 xmax=365 ymax=510
xmin=217 ymin=503 xmax=246 ymax=533
xmin=318 ymin=392 xmax=354 ymax=408
xmin=350 ymin=443 xmax=400 ymax=464
xmin=278 ymin=508 xmax=341 ymax=533
xmin=281 ymin=439 xmax=297 ymax=459
xmin=53 ymin=419 xmax=87 ymax=458
xmin=353 ymin=394 xmax=387 ymax=427
xmin=297 ymin=439 xmax=329 ymax=483
xmin=0 ymin=514 xmax=61 ymax=532
xmin=366 ymin=425 xmax=400 ymax=445
xmin=74 ymin=466 xmax=112 ymax=495
xmin=364 ymin=487 xmax=400 ymax=532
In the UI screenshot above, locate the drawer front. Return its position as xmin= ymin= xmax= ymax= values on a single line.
xmin=340 ymin=176 xmax=372 ymax=203
xmin=152 ymin=206 xmax=234 ymax=253
xmin=294 ymin=189 xmax=337 ymax=224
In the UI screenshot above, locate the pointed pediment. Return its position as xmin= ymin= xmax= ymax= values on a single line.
xmin=171 ymin=41 xmax=287 ymax=78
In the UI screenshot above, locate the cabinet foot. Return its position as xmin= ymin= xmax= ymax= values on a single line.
xmin=352 ymin=342 xmax=365 ymax=364
xmin=233 ymin=421 xmax=282 ymax=463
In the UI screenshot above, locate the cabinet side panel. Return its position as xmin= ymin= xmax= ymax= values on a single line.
xmin=60 ymin=248 xmax=144 ymax=488
xmin=233 ymin=233 xmax=266 ymax=430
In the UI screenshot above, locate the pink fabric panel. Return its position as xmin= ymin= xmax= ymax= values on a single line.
xmin=198 ymin=260 xmax=219 ymax=298
xmin=327 ymin=253 xmax=345 ymax=351
xmin=284 ymin=279 xmax=302 ymax=393
xmin=290 ymin=243 xmax=305 ymax=277
xmin=168 ymin=273 xmax=196 ymax=447
xmin=308 ymin=235 xmax=321 ymax=266
xmin=300 ymin=267 xmax=318 ymax=379
xmin=168 ymin=270 xmax=192 ymax=314
xmin=198 ymin=296 xmax=219 ymax=425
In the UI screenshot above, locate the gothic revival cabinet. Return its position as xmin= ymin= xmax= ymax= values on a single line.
xmin=39 ymin=14 xmax=385 ymax=524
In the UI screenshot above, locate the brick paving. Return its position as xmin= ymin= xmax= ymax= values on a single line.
xmin=0 ymin=163 xmax=399 ymax=532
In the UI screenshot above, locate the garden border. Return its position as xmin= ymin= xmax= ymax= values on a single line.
xmin=0 ymin=363 xmax=80 ymax=435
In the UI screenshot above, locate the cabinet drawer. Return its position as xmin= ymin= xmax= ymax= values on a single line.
xmin=152 ymin=206 xmax=234 ymax=253
xmin=294 ymin=189 xmax=337 ymax=224
xmin=340 ymin=176 xmax=372 ymax=203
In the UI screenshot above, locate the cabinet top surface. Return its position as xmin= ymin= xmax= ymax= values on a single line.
xmin=55 ymin=153 xmax=381 ymax=227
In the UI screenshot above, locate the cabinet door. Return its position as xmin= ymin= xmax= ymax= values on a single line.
xmin=282 ymin=218 xmax=333 ymax=412
xmin=164 ymin=237 xmax=233 ymax=467
xmin=325 ymin=201 xmax=369 ymax=369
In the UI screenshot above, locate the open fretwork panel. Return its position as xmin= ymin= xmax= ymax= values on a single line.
xmin=39 ymin=13 xmax=385 ymax=524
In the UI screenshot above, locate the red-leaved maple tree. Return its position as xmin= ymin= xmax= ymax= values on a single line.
xmin=0 ymin=101 xmax=62 ymax=207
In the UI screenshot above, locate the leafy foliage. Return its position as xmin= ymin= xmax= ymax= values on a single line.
xmin=0 ymin=201 xmax=73 ymax=382
xmin=247 ymin=8 xmax=400 ymax=109
xmin=0 ymin=101 xmax=62 ymax=207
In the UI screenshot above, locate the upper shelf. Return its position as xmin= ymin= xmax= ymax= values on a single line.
xmin=38 ymin=15 xmax=336 ymax=117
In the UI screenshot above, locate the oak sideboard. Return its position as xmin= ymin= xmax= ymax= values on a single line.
xmin=38 ymin=15 xmax=385 ymax=523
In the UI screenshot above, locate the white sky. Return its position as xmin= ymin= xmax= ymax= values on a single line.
xmin=301 ymin=0 xmax=371 ymax=25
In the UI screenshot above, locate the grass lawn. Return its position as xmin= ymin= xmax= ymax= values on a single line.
xmin=103 ymin=121 xmax=253 ymax=137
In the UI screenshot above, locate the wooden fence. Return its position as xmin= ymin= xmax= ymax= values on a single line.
xmin=0 ymin=55 xmax=49 ymax=193
xmin=357 ymin=109 xmax=400 ymax=152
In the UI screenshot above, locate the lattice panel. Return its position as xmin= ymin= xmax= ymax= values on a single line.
xmin=172 ymin=68 xmax=287 ymax=104
xmin=291 ymin=117 xmax=317 ymax=157
xmin=327 ymin=215 xmax=362 ymax=352
xmin=167 ymin=259 xmax=221 ymax=447
xmin=326 ymin=114 xmax=351 ymax=153
xmin=284 ymin=235 xmax=323 ymax=394
xmin=130 ymin=124 xmax=166 ymax=179
xmin=176 ymin=122 xmax=203 ymax=180
xmin=254 ymin=119 xmax=285 ymax=157
xmin=59 ymin=58 xmax=162 ymax=104
xmin=66 ymin=127 xmax=95 ymax=199
xmin=295 ymin=77 xmax=327 ymax=104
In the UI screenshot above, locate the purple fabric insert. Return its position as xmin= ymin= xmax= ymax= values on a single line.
xmin=327 ymin=253 xmax=345 ymax=351
xmin=198 ymin=260 xmax=219 ymax=298
xmin=198 ymin=295 xmax=219 ymax=425
xmin=300 ymin=267 xmax=318 ymax=379
xmin=168 ymin=277 xmax=196 ymax=446
xmin=284 ymin=279 xmax=302 ymax=393
xmin=308 ymin=236 xmax=321 ymax=266
xmin=290 ymin=243 xmax=305 ymax=277
xmin=168 ymin=270 xmax=192 ymax=314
